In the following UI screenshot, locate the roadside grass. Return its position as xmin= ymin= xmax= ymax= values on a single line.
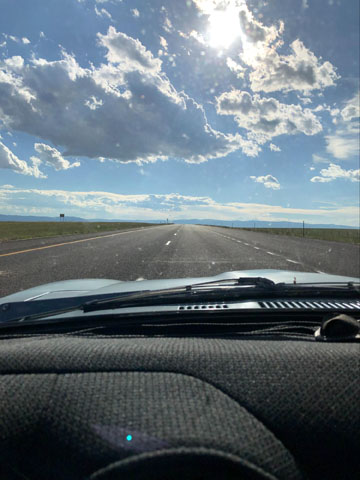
xmin=240 ymin=228 xmax=360 ymax=245
xmin=0 ymin=221 xmax=159 ymax=241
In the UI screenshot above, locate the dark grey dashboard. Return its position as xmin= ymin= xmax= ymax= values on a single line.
xmin=0 ymin=330 xmax=359 ymax=479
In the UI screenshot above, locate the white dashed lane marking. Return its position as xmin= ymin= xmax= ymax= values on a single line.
xmin=286 ymin=259 xmax=301 ymax=264
xmin=165 ymin=241 xmax=171 ymax=246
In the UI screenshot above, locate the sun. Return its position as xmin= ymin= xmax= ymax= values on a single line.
xmin=207 ymin=8 xmax=240 ymax=49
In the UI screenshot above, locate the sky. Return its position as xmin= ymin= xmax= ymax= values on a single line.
xmin=0 ymin=0 xmax=359 ymax=225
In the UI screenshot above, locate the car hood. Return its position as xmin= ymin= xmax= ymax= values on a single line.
xmin=1 ymin=269 xmax=359 ymax=303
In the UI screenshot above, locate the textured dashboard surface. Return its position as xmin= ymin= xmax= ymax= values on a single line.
xmin=0 ymin=334 xmax=359 ymax=479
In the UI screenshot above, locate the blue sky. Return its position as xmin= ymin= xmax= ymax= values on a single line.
xmin=0 ymin=0 xmax=359 ymax=225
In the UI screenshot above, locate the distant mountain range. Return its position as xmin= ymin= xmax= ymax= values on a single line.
xmin=0 ymin=214 xmax=358 ymax=229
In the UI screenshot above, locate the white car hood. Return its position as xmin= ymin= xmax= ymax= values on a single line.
xmin=1 ymin=269 xmax=358 ymax=303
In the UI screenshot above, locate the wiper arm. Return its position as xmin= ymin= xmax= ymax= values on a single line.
xmin=82 ymin=276 xmax=278 ymax=313
xmin=1 ymin=278 xmax=358 ymax=326
xmin=0 ymin=277 xmax=277 ymax=325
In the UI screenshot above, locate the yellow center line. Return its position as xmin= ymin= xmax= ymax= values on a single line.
xmin=0 ymin=227 xmax=156 ymax=258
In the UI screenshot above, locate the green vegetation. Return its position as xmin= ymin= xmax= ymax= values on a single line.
xmin=241 ymin=228 xmax=360 ymax=245
xmin=0 ymin=221 xmax=159 ymax=241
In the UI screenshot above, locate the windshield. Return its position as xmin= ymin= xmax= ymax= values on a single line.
xmin=0 ymin=0 xmax=359 ymax=298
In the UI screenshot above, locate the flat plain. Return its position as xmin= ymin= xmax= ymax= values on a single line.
xmin=240 ymin=228 xmax=359 ymax=245
xmin=0 ymin=221 xmax=158 ymax=241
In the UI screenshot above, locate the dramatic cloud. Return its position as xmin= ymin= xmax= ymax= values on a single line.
xmin=33 ymin=143 xmax=80 ymax=171
xmin=0 ymin=28 xmax=248 ymax=164
xmin=311 ymin=163 xmax=360 ymax=183
xmin=216 ymin=89 xmax=322 ymax=142
xmin=248 ymin=40 xmax=339 ymax=93
xmin=97 ymin=27 xmax=162 ymax=72
xmin=250 ymin=174 xmax=280 ymax=190
xmin=0 ymin=141 xmax=45 ymax=178
xmin=193 ymin=1 xmax=337 ymax=93
xmin=1 ymin=186 xmax=358 ymax=225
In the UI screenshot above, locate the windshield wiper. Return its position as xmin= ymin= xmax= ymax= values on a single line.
xmin=1 ymin=278 xmax=358 ymax=326
xmin=0 ymin=277 xmax=277 ymax=324
xmin=82 ymin=277 xmax=278 ymax=313
xmin=82 ymin=279 xmax=359 ymax=313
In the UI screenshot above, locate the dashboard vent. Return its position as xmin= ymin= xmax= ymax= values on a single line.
xmin=259 ymin=300 xmax=360 ymax=311
xmin=178 ymin=304 xmax=229 ymax=311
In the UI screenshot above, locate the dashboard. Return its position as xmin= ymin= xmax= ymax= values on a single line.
xmin=0 ymin=318 xmax=359 ymax=480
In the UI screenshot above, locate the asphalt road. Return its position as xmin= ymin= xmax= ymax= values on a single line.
xmin=0 ymin=224 xmax=359 ymax=297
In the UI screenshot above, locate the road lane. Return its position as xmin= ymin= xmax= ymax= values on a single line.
xmin=0 ymin=224 xmax=358 ymax=297
xmin=205 ymin=225 xmax=359 ymax=277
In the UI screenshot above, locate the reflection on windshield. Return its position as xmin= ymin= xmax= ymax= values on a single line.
xmin=0 ymin=0 xmax=359 ymax=297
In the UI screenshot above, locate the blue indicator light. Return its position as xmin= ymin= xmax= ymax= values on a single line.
xmin=126 ymin=434 xmax=132 ymax=441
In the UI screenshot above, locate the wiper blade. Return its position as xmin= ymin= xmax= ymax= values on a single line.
xmin=82 ymin=277 xmax=278 ymax=313
xmin=0 ymin=277 xmax=277 ymax=325
xmin=82 ymin=279 xmax=360 ymax=313
xmin=1 ymin=278 xmax=358 ymax=326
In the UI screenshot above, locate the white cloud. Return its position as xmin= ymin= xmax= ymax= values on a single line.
xmin=178 ymin=29 xmax=206 ymax=46
xmin=216 ymin=89 xmax=322 ymax=143
xmin=311 ymin=163 xmax=360 ymax=183
xmin=302 ymin=0 xmax=309 ymax=9
xmin=84 ymin=95 xmax=103 ymax=110
xmin=341 ymin=92 xmax=360 ymax=122
xmin=33 ymin=143 xmax=80 ymax=171
xmin=322 ymin=92 xmax=360 ymax=160
xmin=2 ymin=186 xmax=358 ymax=225
xmin=250 ymin=174 xmax=280 ymax=190
xmin=269 ymin=143 xmax=281 ymax=152
xmin=163 ymin=17 xmax=174 ymax=33
xmin=0 ymin=141 xmax=46 ymax=178
xmin=22 ymin=37 xmax=30 ymax=44
xmin=131 ymin=8 xmax=140 ymax=18
xmin=0 ymin=28 xmax=246 ymax=164
xmin=4 ymin=55 xmax=24 ymax=70
xmin=248 ymin=39 xmax=339 ymax=93
xmin=226 ymin=58 xmax=245 ymax=79
xmin=95 ymin=6 xmax=113 ymax=20
xmin=98 ymin=26 xmax=162 ymax=72
xmin=6 ymin=34 xmax=20 ymax=43
xmin=159 ymin=36 xmax=168 ymax=51
xmin=325 ymin=124 xmax=359 ymax=159
xmin=193 ymin=1 xmax=337 ymax=94
xmin=312 ymin=153 xmax=330 ymax=164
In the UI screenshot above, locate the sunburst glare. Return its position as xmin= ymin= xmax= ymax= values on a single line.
xmin=207 ymin=8 xmax=240 ymax=48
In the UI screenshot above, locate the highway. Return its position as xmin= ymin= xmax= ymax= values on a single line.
xmin=0 ymin=224 xmax=359 ymax=297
